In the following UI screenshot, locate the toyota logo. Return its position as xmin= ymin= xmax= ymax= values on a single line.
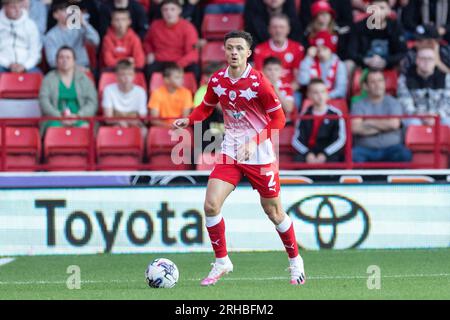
xmin=287 ymin=195 xmax=370 ymax=250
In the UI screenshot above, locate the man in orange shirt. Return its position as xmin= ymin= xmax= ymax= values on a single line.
xmin=148 ymin=63 xmax=193 ymax=127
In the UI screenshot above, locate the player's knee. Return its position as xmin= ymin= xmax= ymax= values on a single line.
xmin=262 ymin=203 xmax=283 ymax=222
xmin=204 ymin=200 xmax=221 ymax=216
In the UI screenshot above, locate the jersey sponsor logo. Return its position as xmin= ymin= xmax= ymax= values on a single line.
xmin=229 ymin=90 xmax=237 ymax=101
xmin=226 ymin=109 xmax=246 ymax=120
xmin=239 ymin=88 xmax=258 ymax=101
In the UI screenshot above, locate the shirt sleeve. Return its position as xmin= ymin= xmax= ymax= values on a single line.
xmin=258 ymin=74 xmax=282 ymax=113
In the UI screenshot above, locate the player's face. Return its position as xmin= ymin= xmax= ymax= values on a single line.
xmin=224 ymin=38 xmax=252 ymax=69
xmin=308 ymin=83 xmax=328 ymax=106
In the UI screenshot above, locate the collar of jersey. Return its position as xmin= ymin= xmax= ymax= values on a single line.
xmin=224 ymin=64 xmax=252 ymax=82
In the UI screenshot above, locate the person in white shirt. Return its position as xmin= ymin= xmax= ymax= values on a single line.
xmin=102 ymin=59 xmax=148 ymax=136
xmin=0 ymin=0 xmax=42 ymax=73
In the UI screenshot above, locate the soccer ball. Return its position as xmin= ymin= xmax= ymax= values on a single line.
xmin=145 ymin=258 xmax=179 ymax=288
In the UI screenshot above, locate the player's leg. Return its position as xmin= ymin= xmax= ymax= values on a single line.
xmin=260 ymin=196 xmax=306 ymax=285
xmin=201 ymin=160 xmax=242 ymax=286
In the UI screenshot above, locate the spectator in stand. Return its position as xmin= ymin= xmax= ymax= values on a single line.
xmin=401 ymin=24 xmax=450 ymax=74
xmin=193 ymin=62 xmax=225 ymax=151
xmin=298 ymin=30 xmax=348 ymax=99
xmin=244 ymin=0 xmax=303 ymax=45
xmin=148 ymin=63 xmax=193 ymax=128
xmin=44 ymin=1 xmax=100 ymax=70
xmin=204 ymin=0 xmax=245 ymax=14
xmin=351 ymin=69 xmax=412 ymax=163
xmin=101 ymin=8 xmax=146 ymax=70
xmin=300 ymin=0 xmax=353 ymax=61
xmin=39 ymin=46 xmax=98 ymax=131
xmin=99 ymin=0 xmax=148 ymax=39
xmin=0 ymin=0 xmax=42 ymax=73
xmin=401 ymin=0 xmax=450 ymax=43
xmin=291 ymin=78 xmax=346 ymax=163
xmin=22 ymin=0 xmax=48 ymax=39
xmin=263 ymin=57 xmax=295 ymax=123
xmin=144 ymin=0 xmax=199 ymax=82
xmin=253 ymin=14 xmax=304 ymax=92
xmin=148 ymin=0 xmax=203 ymax=32
xmin=398 ymin=46 xmax=450 ymax=126
xmin=349 ymin=0 xmax=407 ymax=70
xmin=102 ymin=59 xmax=148 ymax=136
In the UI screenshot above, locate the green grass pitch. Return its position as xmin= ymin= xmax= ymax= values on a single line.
xmin=0 ymin=249 xmax=449 ymax=300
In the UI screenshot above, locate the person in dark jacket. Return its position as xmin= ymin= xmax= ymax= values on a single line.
xmin=244 ymin=0 xmax=303 ymax=45
xmin=348 ymin=0 xmax=407 ymax=70
xmin=291 ymin=78 xmax=346 ymax=163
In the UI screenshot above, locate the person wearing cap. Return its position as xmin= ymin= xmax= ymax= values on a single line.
xmin=400 ymin=24 xmax=450 ymax=74
xmin=244 ymin=0 xmax=303 ymax=45
xmin=348 ymin=0 xmax=407 ymax=70
xmin=298 ymin=30 xmax=347 ymax=99
xmin=301 ymin=0 xmax=353 ymax=61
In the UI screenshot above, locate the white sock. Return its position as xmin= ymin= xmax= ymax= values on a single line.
xmin=205 ymin=214 xmax=223 ymax=228
xmin=216 ymin=255 xmax=231 ymax=265
xmin=276 ymin=214 xmax=292 ymax=233
xmin=289 ymin=255 xmax=303 ymax=267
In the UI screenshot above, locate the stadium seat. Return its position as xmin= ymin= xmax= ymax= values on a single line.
xmin=351 ymin=68 xmax=398 ymax=97
xmin=0 ymin=73 xmax=43 ymax=99
xmin=44 ymin=127 xmax=91 ymax=171
xmin=196 ymin=152 xmax=218 ymax=171
xmin=0 ymin=127 xmax=41 ymax=171
xmin=150 ymin=72 xmax=198 ymax=94
xmin=201 ymin=14 xmax=244 ymax=40
xmin=405 ymin=125 xmax=450 ymax=152
xmin=147 ymin=127 xmax=193 ymax=170
xmin=97 ymin=126 xmax=143 ymax=170
xmin=201 ymin=41 xmax=226 ymax=67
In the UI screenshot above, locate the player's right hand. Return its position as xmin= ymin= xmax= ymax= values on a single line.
xmin=173 ymin=118 xmax=190 ymax=129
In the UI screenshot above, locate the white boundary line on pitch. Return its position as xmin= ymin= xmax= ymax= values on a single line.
xmin=0 ymin=273 xmax=449 ymax=286
xmin=0 ymin=258 xmax=15 ymax=267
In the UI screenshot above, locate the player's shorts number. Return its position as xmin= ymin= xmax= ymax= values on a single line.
xmin=265 ymin=171 xmax=276 ymax=191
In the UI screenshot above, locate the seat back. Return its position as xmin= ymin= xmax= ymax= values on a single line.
xmin=201 ymin=14 xmax=244 ymax=40
xmin=97 ymin=126 xmax=143 ymax=156
xmin=0 ymin=73 xmax=43 ymax=99
xmin=44 ymin=127 xmax=91 ymax=156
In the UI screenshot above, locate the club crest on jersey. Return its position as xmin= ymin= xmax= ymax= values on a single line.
xmin=229 ymin=90 xmax=237 ymax=101
xmin=284 ymin=52 xmax=294 ymax=63
xmin=226 ymin=109 xmax=246 ymax=120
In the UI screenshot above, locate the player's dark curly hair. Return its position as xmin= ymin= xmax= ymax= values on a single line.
xmin=224 ymin=30 xmax=253 ymax=48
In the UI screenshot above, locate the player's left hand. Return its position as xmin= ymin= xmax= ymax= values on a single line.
xmin=237 ymin=140 xmax=257 ymax=163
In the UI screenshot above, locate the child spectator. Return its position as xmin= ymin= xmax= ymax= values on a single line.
xmin=144 ymin=0 xmax=199 ymax=82
xmin=102 ymin=59 xmax=148 ymax=135
xmin=101 ymin=8 xmax=146 ymax=70
xmin=262 ymin=57 xmax=295 ymax=123
xmin=0 ymin=0 xmax=42 ymax=73
xmin=253 ymin=14 xmax=304 ymax=90
xmin=298 ymin=30 xmax=347 ymax=99
xmin=291 ymin=78 xmax=346 ymax=163
xmin=44 ymin=1 xmax=100 ymax=69
xmin=148 ymin=63 xmax=193 ymax=128
xmin=39 ymin=46 xmax=98 ymax=131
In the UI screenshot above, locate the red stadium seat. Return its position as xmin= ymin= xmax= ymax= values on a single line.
xmin=85 ymin=43 xmax=98 ymax=70
xmin=97 ymin=126 xmax=143 ymax=170
xmin=351 ymin=68 xmax=398 ymax=97
xmin=44 ymin=127 xmax=91 ymax=171
xmin=201 ymin=41 xmax=226 ymax=67
xmin=201 ymin=14 xmax=244 ymax=40
xmin=136 ymin=0 xmax=150 ymax=12
xmin=0 ymin=73 xmax=43 ymax=99
xmin=0 ymin=127 xmax=41 ymax=171
xmin=147 ymin=126 xmax=193 ymax=170
xmin=150 ymin=72 xmax=198 ymax=94
xmin=196 ymin=152 xmax=218 ymax=171
xmin=98 ymin=72 xmax=147 ymax=97
xmin=405 ymin=125 xmax=450 ymax=152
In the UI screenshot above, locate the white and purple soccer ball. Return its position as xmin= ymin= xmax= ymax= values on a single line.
xmin=145 ymin=258 xmax=179 ymax=288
